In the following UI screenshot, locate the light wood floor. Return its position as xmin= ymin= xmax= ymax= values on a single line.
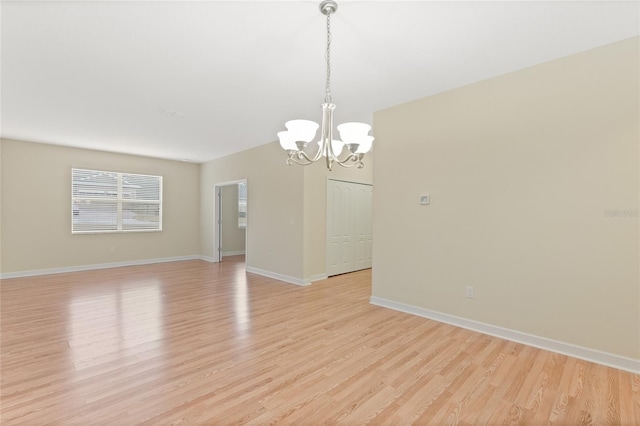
xmin=1 ymin=256 xmax=638 ymax=425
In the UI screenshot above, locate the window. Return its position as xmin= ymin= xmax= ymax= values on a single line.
xmin=72 ymin=168 xmax=162 ymax=233
xmin=238 ymin=182 xmax=247 ymax=229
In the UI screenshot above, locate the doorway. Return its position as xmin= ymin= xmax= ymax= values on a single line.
xmin=214 ymin=180 xmax=248 ymax=262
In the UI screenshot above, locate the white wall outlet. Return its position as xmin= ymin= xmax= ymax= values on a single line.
xmin=465 ymin=286 xmax=475 ymax=299
xmin=420 ymin=194 xmax=430 ymax=205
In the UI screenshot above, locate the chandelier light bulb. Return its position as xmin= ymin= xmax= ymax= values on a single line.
xmin=337 ymin=122 xmax=372 ymax=145
xmin=355 ymin=136 xmax=374 ymax=154
xmin=285 ymin=120 xmax=319 ymax=143
xmin=277 ymin=131 xmax=296 ymax=151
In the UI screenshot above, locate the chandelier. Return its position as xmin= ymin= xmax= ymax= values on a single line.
xmin=277 ymin=0 xmax=374 ymax=170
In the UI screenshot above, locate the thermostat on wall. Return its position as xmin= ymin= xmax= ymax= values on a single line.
xmin=420 ymin=194 xmax=430 ymax=205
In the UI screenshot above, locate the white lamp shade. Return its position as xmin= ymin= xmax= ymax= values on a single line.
xmin=317 ymin=139 xmax=345 ymax=157
xmin=337 ymin=122 xmax=372 ymax=145
xmin=355 ymin=135 xmax=374 ymax=153
xmin=278 ymin=131 xmax=297 ymax=150
xmin=285 ymin=120 xmax=319 ymax=143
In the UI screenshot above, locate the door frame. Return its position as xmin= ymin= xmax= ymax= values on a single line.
xmin=213 ymin=179 xmax=248 ymax=263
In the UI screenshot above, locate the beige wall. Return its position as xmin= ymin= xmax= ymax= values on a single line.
xmin=0 ymin=139 xmax=201 ymax=274
xmin=200 ymin=142 xmax=305 ymax=279
xmin=372 ymin=37 xmax=640 ymax=360
xmin=0 ymin=143 xmax=3 ymax=270
xmin=220 ymin=184 xmax=246 ymax=254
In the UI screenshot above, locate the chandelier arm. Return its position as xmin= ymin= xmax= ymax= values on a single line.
xmin=289 ymin=149 xmax=318 ymax=166
xmin=326 ymin=145 xmax=334 ymax=171
xmin=287 ymin=157 xmax=313 ymax=166
xmin=286 ymin=152 xmax=306 ymax=166
xmin=326 ymin=130 xmax=336 ymax=171
xmin=327 ymin=144 xmax=335 ymax=170
xmin=334 ymin=153 xmax=364 ymax=169
xmin=308 ymin=140 xmax=324 ymax=163
xmin=287 ymin=157 xmax=314 ymax=166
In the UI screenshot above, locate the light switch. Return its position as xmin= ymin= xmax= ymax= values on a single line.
xmin=420 ymin=195 xmax=430 ymax=205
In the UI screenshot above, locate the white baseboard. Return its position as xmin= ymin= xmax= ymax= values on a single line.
xmin=370 ymin=296 xmax=640 ymax=374
xmin=198 ymin=255 xmax=218 ymax=263
xmin=308 ymin=274 xmax=329 ymax=283
xmin=222 ymin=250 xmax=246 ymax=257
xmin=245 ymin=266 xmax=310 ymax=286
xmin=0 ymin=255 xmax=202 ymax=280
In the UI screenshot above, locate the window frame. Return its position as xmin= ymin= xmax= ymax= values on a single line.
xmin=71 ymin=168 xmax=163 ymax=234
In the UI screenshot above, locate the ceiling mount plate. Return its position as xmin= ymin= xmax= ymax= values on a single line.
xmin=319 ymin=0 xmax=338 ymax=16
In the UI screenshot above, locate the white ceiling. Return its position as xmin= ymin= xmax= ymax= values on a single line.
xmin=2 ymin=1 xmax=638 ymax=163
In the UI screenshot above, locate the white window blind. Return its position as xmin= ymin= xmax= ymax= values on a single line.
xmin=72 ymin=168 xmax=162 ymax=234
xmin=238 ymin=182 xmax=247 ymax=229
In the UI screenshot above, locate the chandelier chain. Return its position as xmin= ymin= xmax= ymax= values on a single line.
xmin=325 ymin=11 xmax=332 ymax=104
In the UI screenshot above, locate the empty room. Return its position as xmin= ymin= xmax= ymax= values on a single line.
xmin=1 ymin=1 xmax=638 ymax=424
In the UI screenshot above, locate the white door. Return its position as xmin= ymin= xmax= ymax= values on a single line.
xmin=353 ymin=185 xmax=368 ymax=271
xmin=353 ymin=184 xmax=373 ymax=271
xmin=364 ymin=186 xmax=373 ymax=267
xmin=327 ymin=179 xmax=373 ymax=276
xmin=326 ymin=183 xmax=343 ymax=274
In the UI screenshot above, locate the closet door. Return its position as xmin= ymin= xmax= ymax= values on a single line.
xmin=326 ymin=180 xmax=372 ymax=276
xmin=327 ymin=180 xmax=353 ymax=276
xmin=363 ymin=184 xmax=373 ymax=269
xmin=353 ymin=184 xmax=368 ymax=271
